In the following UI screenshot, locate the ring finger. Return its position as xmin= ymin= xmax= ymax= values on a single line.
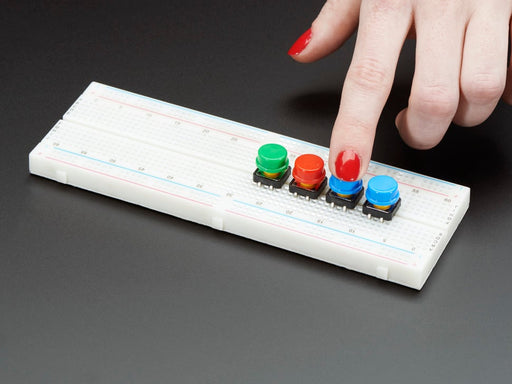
xmin=396 ymin=1 xmax=468 ymax=149
xmin=453 ymin=1 xmax=510 ymax=126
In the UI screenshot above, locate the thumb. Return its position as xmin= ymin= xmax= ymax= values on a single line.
xmin=288 ymin=0 xmax=361 ymax=62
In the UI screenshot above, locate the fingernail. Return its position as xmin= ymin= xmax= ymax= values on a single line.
xmin=335 ymin=150 xmax=361 ymax=181
xmin=288 ymin=28 xmax=312 ymax=56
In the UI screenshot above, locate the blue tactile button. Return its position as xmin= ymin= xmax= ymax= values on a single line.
xmin=366 ymin=175 xmax=400 ymax=207
xmin=329 ymin=175 xmax=363 ymax=196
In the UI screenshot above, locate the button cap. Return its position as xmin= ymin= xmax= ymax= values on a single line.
xmin=329 ymin=176 xmax=363 ymax=197
xmin=255 ymin=144 xmax=289 ymax=178
xmin=366 ymin=175 xmax=400 ymax=208
xmin=292 ymin=154 xmax=326 ymax=189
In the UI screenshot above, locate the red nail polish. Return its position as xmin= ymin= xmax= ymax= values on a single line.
xmin=335 ymin=150 xmax=361 ymax=181
xmin=288 ymin=28 xmax=312 ymax=56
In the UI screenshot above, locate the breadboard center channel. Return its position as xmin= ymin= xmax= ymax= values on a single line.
xmin=29 ymin=82 xmax=470 ymax=289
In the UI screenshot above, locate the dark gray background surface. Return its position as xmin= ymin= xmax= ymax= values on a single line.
xmin=2 ymin=1 xmax=511 ymax=383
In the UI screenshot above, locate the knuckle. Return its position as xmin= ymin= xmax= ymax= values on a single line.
xmin=414 ymin=134 xmax=444 ymax=150
xmin=411 ymin=135 xmax=443 ymax=150
xmin=369 ymin=0 xmax=404 ymax=13
xmin=462 ymin=73 xmax=505 ymax=104
xmin=402 ymin=125 xmax=447 ymax=150
xmin=343 ymin=115 xmax=374 ymax=137
xmin=411 ymin=85 xmax=459 ymax=120
xmin=317 ymin=0 xmax=345 ymax=23
xmin=348 ymin=58 xmax=392 ymax=92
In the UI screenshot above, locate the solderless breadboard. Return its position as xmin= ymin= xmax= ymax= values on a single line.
xmin=29 ymin=82 xmax=470 ymax=289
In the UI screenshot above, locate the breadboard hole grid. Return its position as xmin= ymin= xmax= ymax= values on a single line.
xmin=29 ymin=82 xmax=470 ymax=289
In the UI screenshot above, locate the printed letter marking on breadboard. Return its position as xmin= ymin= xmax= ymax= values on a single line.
xmin=29 ymin=82 xmax=470 ymax=289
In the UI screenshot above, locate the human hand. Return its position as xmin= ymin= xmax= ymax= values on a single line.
xmin=288 ymin=0 xmax=512 ymax=181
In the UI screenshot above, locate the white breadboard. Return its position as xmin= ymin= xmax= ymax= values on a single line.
xmin=29 ymin=82 xmax=470 ymax=289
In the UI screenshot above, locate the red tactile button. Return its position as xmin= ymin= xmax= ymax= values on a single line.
xmin=292 ymin=154 xmax=326 ymax=189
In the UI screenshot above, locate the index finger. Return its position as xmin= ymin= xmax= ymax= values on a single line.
xmin=329 ymin=0 xmax=412 ymax=180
